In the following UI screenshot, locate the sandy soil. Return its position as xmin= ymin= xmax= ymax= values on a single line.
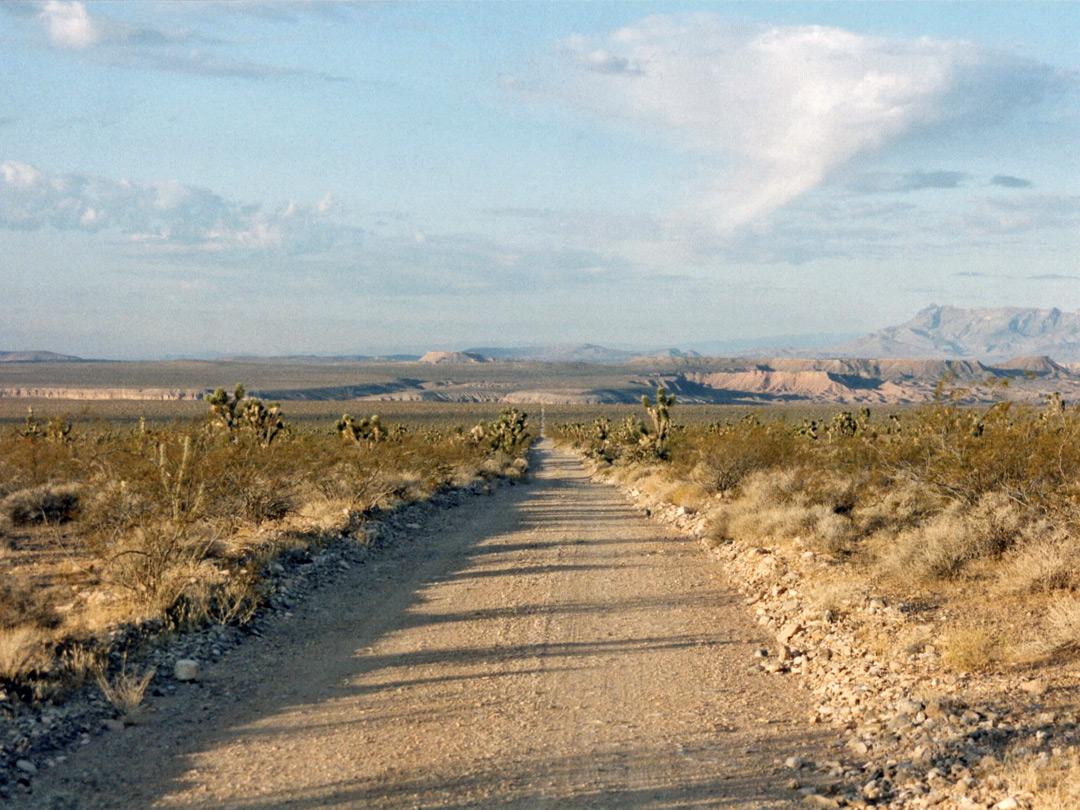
xmin=15 ymin=442 xmax=839 ymax=809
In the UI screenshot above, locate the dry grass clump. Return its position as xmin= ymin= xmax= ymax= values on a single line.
xmin=708 ymin=466 xmax=860 ymax=554
xmin=940 ymin=624 xmax=1006 ymax=672
xmin=664 ymin=482 xmax=710 ymax=512
xmin=0 ymin=626 xmax=51 ymax=682
xmin=1003 ymin=530 xmax=1080 ymax=594
xmin=1004 ymin=747 xmax=1080 ymax=810
xmin=800 ymin=574 xmax=867 ymax=619
xmin=95 ymin=657 xmax=156 ymax=717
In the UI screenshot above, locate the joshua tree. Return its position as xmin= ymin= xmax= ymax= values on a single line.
xmin=208 ymin=384 xmax=285 ymax=446
xmin=469 ymin=408 xmax=530 ymax=454
xmin=336 ymin=414 xmax=387 ymax=445
xmin=641 ymin=387 xmax=675 ymax=457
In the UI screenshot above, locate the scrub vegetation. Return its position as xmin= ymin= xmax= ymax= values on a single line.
xmin=0 ymin=395 xmax=530 ymax=698
xmin=552 ymin=388 xmax=1080 ymax=669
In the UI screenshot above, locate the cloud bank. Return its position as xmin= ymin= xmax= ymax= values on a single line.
xmin=555 ymin=16 xmax=1061 ymax=230
xmin=0 ymin=160 xmax=345 ymax=252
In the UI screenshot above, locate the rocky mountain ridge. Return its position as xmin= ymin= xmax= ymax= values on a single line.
xmin=825 ymin=305 xmax=1080 ymax=362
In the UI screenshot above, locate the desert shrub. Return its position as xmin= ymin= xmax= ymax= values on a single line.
xmin=1002 ymin=528 xmax=1080 ymax=594
xmin=875 ymin=491 xmax=1029 ymax=583
xmin=1041 ymin=595 xmax=1080 ymax=654
xmin=853 ymin=479 xmax=941 ymax=536
xmin=0 ymin=578 xmax=60 ymax=631
xmin=678 ymin=419 xmax=805 ymax=494
xmin=1 ymin=483 xmax=80 ymax=526
xmin=882 ymin=399 xmax=1080 ymax=511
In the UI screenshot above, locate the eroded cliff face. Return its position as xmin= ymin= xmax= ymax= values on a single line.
xmin=0 ymin=388 xmax=205 ymax=401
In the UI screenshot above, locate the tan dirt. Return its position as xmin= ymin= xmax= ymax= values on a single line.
xmin=16 ymin=442 xmax=840 ymax=809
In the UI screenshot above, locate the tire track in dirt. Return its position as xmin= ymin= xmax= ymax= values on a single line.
xmin=16 ymin=441 xmax=837 ymax=809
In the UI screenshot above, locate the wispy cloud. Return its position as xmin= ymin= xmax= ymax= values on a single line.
xmin=0 ymin=159 xmax=349 ymax=253
xmin=948 ymin=194 xmax=1080 ymax=235
xmin=352 ymin=232 xmax=640 ymax=297
xmin=24 ymin=1 xmax=350 ymax=83
xmin=1029 ymin=273 xmax=1079 ymax=281
xmin=550 ymin=16 xmax=1063 ymax=231
xmin=848 ymin=171 xmax=971 ymax=193
xmin=990 ymin=174 xmax=1034 ymax=189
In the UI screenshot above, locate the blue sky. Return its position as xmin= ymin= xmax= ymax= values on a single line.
xmin=2 ymin=2 xmax=1079 ymax=358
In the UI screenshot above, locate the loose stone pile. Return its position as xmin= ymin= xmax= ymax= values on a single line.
xmin=625 ymin=485 xmax=1080 ymax=810
xmin=0 ymin=478 xmax=504 ymax=799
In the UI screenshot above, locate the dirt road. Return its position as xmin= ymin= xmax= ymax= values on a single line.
xmin=18 ymin=441 xmax=837 ymax=809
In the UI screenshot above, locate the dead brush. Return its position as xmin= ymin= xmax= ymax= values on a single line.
xmin=874 ymin=491 xmax=1028 ymax=585
xmin=167 ymin=564 xmax=264 ymax=629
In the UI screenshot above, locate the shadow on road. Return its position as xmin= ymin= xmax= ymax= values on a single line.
xmin=25 ymin=442 xmax=829 ymax=810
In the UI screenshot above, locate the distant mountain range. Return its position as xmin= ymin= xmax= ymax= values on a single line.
xmin=466 ymin=307 xmax=1080 ymax=363
xmin=823 ymin=305 xmax=1080 ymax=362
xmin=9 ymin=305 xmax=1080 ymax=365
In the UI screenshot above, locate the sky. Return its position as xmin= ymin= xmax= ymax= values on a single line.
xmin=2 ymin=1 xmax=1079 ymax=359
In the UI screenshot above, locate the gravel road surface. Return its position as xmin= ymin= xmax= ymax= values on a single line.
xmin=16 ymin=441 xmax=836 ymax=809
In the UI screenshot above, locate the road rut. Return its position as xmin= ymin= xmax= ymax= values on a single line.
xmin=19 ymin=441 xmax=834 ymax=809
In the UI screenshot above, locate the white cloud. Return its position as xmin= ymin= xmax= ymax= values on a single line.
xmin=39 ymin=1 xmax=100 ymax=50
xmin=555 ymin=16 xmax=1060 ymax=230
xmin=25 ymin=1 xmax=351 ymax=83
xmin=0 ymin=160 xmax=42 ymax=189
xmin=0 ymin=159 xmax=352 ymax=253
